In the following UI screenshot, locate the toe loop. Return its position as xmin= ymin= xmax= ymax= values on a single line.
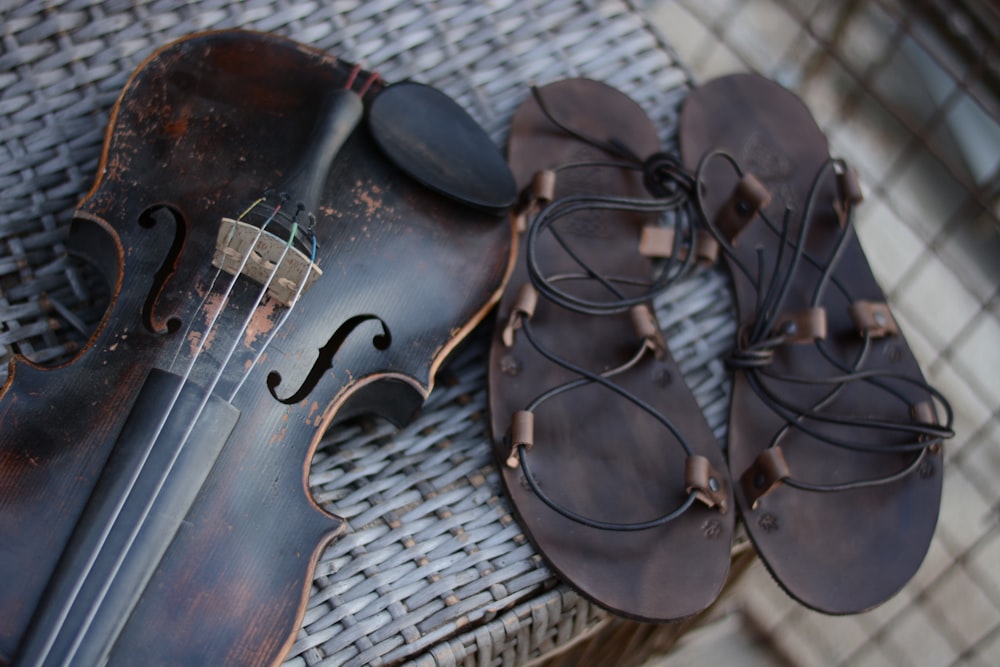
xmin=505 ymin=410 xmax=535 ymax=468
xmin=739 ymin=447 xmax=791 ymax=509
xmin=685 ymin=455 xmax=729 ymax=513
xmin=630 ymin=304 xmax=667 ymax=360
xmin=717 ymin=173 xmax=771 ymax=242
xmin=849 ymin=300 xmax=898 ymax=338
xmin=501 ymin=284 xmax=539 ymax=347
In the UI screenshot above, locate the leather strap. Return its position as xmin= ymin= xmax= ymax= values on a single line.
xmin=834 ymin=164 xmax=864 ymax=226
xmin=849 ymin=300 xmax=899 ymax=338
xmin=639 ymin=226 xmax=719 ymax=265
xmin=501 ymin=283 xmax=538 ymax=347
xmin=513 ymin=169 xmax=557 ymax=232
xmin=716 ymin=172 xmax=770 ymax=243
xmin=505 ymin=410 xmax=534 ymax=468
xmin=685 ymin=455 xmax=728 ymax=513
xmin=837 ymin=165 xmax=863 ymax=205
xmin=630 ymin=304 xmax=667 ymax=360
xmin=532 ymin=169 xmax=556 ymax=203
xmin=911 ymin=400 xmax=943 ymax=453
xmin=740 ymin=447 xmax=791 ymax=508
xmin=775 ymin=307 xmax=827 ymax=343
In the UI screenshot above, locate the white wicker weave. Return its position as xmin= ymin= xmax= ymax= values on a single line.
xmin=0 ymin=1 xmax=736 ymax=665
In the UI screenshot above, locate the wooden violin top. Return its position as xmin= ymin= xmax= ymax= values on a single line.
xmin=0 ymin=30 xmax=514 ymax=666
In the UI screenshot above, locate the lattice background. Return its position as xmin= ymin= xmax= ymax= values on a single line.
xmin=642 ymin=1 xmax=1000 ymax=665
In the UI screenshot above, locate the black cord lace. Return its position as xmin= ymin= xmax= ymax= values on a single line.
xmin=692 ymin=150 xmax=954 ymax=494
xmin=505 ymin=87 xmax=718 ymax=530
xmin=525 ymin=192 xmax=698 ymax=315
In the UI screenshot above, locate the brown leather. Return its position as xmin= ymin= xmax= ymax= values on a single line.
xmin=506 ymin=410 xmax=535 ymax=468
xmin=739 ymin=447 xmax=792 ymax=508
xmin=716 ymin=173 xmax=770 ymax=243
xmin=489 ymin=79 xmax=734 ymax=622
xmin=639 ymin=226 xmax=719 ymax=265
xmin=911 ymin=400 xmax=938 ymax=427
xmin=685 ymin=456 xmax=729 ymax=513
xmin=501 ymin=283 xmax=539 ymax=347
xmin=837 ymin=166 xmax=864 ymax=205
xmin=680 ymin=73 xmax=944 ymax=615
xmin=775 ymin=307 xmax=827 ymax=343
xmin=532 ymin=169 xmax=557 ymax=203
xmin=849 ymin=300 xmax=899 ymax=338
xmin=629 ymin=304 xmax=668 ymax=361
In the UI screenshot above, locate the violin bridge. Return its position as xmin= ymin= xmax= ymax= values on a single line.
xmin=211 ymin=218 xmax=322 ymax=306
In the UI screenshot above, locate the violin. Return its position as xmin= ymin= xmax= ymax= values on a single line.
xmin=0 ymin=30 xmax=514 ymax=665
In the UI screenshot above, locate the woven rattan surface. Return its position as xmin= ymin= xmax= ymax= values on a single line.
xmin=0 ymin=1 xmax=736 ymax=665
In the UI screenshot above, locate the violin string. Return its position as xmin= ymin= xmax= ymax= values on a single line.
xmin=167 ymin=196 xmax=271 ymax=372
xmin=36 ymin=203 xmax=289 ymax=667
xmin=59 ymin=221 xmax=305 ymax=667
xmin=227 ymin=71 xmax=371 ymax=399
xmin=219 ymin=70 xmax=367 ymax=400
xmin=227 ymin=232 xmax=317 ymax=402
xmin=47 ymin=66 xmax=373 ymax=659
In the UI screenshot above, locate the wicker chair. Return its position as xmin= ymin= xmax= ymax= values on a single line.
xmin=0 ymin=1 xmax=746 ymax=664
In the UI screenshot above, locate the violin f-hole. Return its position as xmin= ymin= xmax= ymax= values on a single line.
xmin=137 ymin=204 xmax=185 ymax=335
xmin=267 ymin=314 xmax=392 ymax=405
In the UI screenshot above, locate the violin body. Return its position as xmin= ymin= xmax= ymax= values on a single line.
xmin=0 ymin=31 xmax=512 ymax=665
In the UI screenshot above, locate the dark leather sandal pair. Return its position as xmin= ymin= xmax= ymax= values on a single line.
xmin=488 ymin=74 xmax=953 ymax=622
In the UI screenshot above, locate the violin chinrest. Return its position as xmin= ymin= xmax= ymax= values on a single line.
xmin=367 ymin=81 xmax=517 ymax=215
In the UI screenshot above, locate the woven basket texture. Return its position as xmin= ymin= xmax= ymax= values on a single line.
xmin=0 ymin=1 xmax=737 ymax=665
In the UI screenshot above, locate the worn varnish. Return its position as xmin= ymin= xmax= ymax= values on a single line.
xmin=0 ymin=31 xmax=513 ymax=666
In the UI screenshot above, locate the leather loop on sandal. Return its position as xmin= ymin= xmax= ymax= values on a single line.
xmin=849 ymin=300 xmax=898 ymax=338
xmin=837 ymin=166 xmax=864 ymax=205
xmin=501 ymin=283 xmax=538 ymax=347
xmin=910 ymin=401 xmax=943 ymax=452
xmin=630 ymin=304 xmax=667 ymax=360
xmin=832 ymin=164 xmax=864 ymax=227
xmin=716 ymin=173 xmax=770 ymax=243
xmin=639 ymin=226 xmax=719 ymax=265
xmin=512 ymin=171 xmax=557 ymax=233
xmin=911 ymin=401 xmax=937 ymax=427
xmin=739 ymin=447 xmax=791 ymax=508
xmin=685 ymin=456 xmax=729 ymax=513
xmin=532 ymin=170 xmax=556 ymax=204
xmin=775 ymin=307 xmax=827 ymax=343
xmin=505 ymin=410 xmax=534 ymax=468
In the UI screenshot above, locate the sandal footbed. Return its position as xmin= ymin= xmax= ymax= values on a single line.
xmin=680 ymin=73 xmax=943 ymax=614
xmin=489 ymin=79 xmax=734 ymax=622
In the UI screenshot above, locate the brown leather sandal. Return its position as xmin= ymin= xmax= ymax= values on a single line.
xmin=679 ymin=73 xmax=954 ymax=614
xmin=488 ymin=79 xmax=734 ymax=622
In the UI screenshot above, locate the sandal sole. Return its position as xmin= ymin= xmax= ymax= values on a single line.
xmin=680 ymin=73 xmax=945 ymax=615
xmin=489 ymin=79 xmax=734 ymax=622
